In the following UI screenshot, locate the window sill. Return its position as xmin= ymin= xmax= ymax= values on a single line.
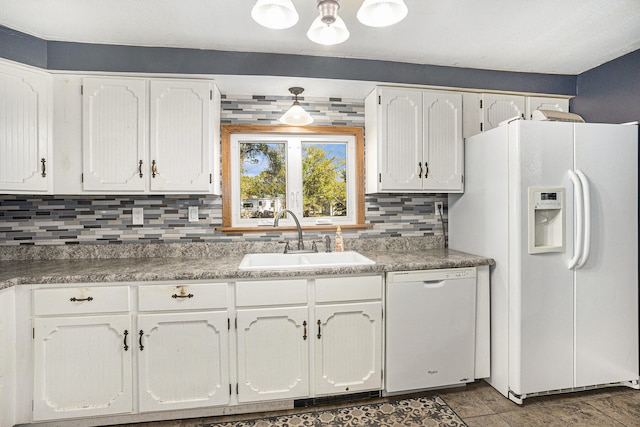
xmin=216 ymin=224 xmax=373 ymax=234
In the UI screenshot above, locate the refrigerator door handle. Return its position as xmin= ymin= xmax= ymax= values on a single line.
xmin=568 ymin=170 xmax=583 ymax=269
xmin=576 ymin=170 xmax=591 ymax=268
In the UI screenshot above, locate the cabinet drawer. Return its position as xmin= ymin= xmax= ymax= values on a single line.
xmin=33 ymin=286 xmax=130 ymax=316
xmin=236 ymin=279 xmax=307 ymax=306
xmin=315 ymin=276 xmax=382 ymax=303
xmin=138 ymin=283 xmax=228 ymax=311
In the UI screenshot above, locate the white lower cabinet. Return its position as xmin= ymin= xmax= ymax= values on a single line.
xmin=30 ymin=282 xmax=230 ymax=423
xmin=137 ymin=283 xmax=230 ymax=412
xmin=32 ymin=286 xmax=133 ymax=421
xmin=314 ymin=302 xmax=382 ymax=395
xmin=33 ymin=314 xmax=133 ymax=420
xmin=137 ymin=311 xmax=230 ymax=411
xmin=0 ymin=288 xmax=16 ymax=427
xmin=235 ymin=276 xmax=383 ymax=403
xmin=236 ymin=306 xmax=310 ymax=403
xmin=26 ymin=275 xmax=384 ymax=425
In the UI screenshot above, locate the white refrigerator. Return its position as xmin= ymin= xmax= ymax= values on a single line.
xmin=449 ymin=120 xmax=639 ymax=403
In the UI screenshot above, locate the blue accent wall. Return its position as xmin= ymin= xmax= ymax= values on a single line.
xmin=572 ymin=49 xmax=640 ymax=123
xmin=0 ymin=25 xmax=576 ymax=96
xmin=0 ymin=26 xmax=47 ymax=68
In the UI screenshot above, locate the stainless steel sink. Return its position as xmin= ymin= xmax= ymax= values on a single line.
xmin=238 ymin=251 xmax=375 ymax=271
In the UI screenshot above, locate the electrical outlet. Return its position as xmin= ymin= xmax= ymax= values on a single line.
xmin=435 ymin=202 xmax=443 ymax=215
xmin=132 ymin=207 xmax=144 ymax=225
xmin=188 ymin=206 xmax=199 ymax=222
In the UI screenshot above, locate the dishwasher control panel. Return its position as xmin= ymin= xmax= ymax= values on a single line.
xmin=388 ymin=267 xmax=476 ymax=283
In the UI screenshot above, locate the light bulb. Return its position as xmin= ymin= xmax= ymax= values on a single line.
xmin=280 ymin=103 xmax=313 ymax=126
xmin=251 ymin=0 xmax=299 ymax=30
xmin=357 ymin=0 xmax=408 ymax=27
xmin=307 ymin=15 xmax=350 ymax=46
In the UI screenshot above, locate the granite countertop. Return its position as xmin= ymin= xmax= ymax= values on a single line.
xmin=0 ymin=248 xmax=493 ymax=290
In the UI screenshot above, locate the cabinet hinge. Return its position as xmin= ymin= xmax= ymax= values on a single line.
xmin=462 ymin=174 xmax=464 ymax=184
xmin=228 ymin=318 xmax=230 ymax=330
xmin=229 ymin=384 xmax=232 ymax=396
xmin=210 ymin=173 xmax=212 ymax=184
xmin=81 ymin=173 xmax=84 ymax=183
xmin=210 ymin=90 xmax=213 ymax=100
xmin=379 ymin=173 xmax=382 ymax=183
xmin=33 ymin=327 xmax=35 ymax=339
xmin=81 ymin=85 xmax=83 ymax=95
xmin=480 ymin=122 xmax=483 ymax=132
xmin=381 ymin=308 xmax=384 ymax=320
xmin=236 ymin=383 xmax=239 ymax=395
xmin=479 ymin=99 xmax=483 ymax=109
xmin=381 ymin=369 xmax=384 ymax=382
xmin=235 ymin=317 xmax=237 ymax=330
xmin=378 ymin=95 xmax=381 ymax=105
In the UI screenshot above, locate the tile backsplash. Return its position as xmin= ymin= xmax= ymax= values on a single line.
xmin=0 ymin=94 xmax=447 ymax=246
xmin=0 ymin=194 xmax=447 ymax=246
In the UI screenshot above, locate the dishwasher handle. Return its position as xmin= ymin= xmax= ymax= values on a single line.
xmin=421 ymin=280 xmax=445 ymax=288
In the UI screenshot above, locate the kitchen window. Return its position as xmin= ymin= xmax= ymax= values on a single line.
xmin=220 ymin=125 xmax=366 ymax=232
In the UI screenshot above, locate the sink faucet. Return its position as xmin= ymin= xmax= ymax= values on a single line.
xmin=274 ymin=209 xmax=314 ymax=253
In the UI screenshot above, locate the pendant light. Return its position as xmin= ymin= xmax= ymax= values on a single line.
xmin=251 ymin=0 xmax=299 ymax=30
xmin=279 ymin=87 xmax=314 ymax=126
xmin=307 ymin=0 xmax=350 ymax=45
xmin=357 ymin=0 xmax=408 ymax=27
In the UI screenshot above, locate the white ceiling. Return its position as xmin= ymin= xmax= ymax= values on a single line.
xmin=2 ymin=0 xmax=640 ymax=96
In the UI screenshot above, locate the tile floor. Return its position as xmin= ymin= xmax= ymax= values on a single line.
xmin=119 ymin=381 xmax=640 ymax=426
xmin=438 ymin=381 xmax=640 ymax=427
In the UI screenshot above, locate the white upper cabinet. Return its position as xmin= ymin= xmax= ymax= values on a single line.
xmin=149 ymin=80 xmax=214 ymax=192
xmin=82 ymin=78 xmax=147 ymax=191
xmin=365 ymin=87 xmax=463 ymax=193
xmin=0 ymin=61 xmax=51 ymax=194
xmin=464 ymin=93 xmax=571 ymax=138
xmin=423 ymin=92 xmax=464 ymax=192
xmin=76 ymin=76 xmax=219 ymax=194
xmin=377 ymin=88 xmax=423 ymax=191
xmin=481 ymin=93 xmax=526 ymax=132
xmin=526 ymin=96 xmax=570 ymax=119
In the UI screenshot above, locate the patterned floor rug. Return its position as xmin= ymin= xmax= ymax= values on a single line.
xmin=196 ymin=395 xmax=466 ymax=426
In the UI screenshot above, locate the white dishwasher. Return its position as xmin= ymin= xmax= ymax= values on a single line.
xmin=385 ymin=268 xmax=477 ymax=394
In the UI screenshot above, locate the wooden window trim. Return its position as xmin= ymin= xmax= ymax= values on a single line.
xmin=219 ymin=124 xmax=370 ymax=233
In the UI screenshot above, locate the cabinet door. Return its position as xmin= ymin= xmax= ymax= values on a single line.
xmin=149 ymin=80 xmax=213 ymax=192
xmin=423 ymin=91 xmax=463 ymax=192
xmin=82 ymin=78 xmax=147 ymax=191
xmin=33 ymin=315 xmax=132 ymax=421
xmin=236 ymin=306 xmax=309 ymax=403
xmin=0 ymin=63 xmax=50 ymax=193
xmin=526 ymin=96 xmax=569 ymax=119
xmin=138 ymin=311 xmax=229 ymax=412
xmin=314 ymin=302 xmax=382 ymax=396
xmin=379 ymin=88 xmax=423 ymax=190
xmin=481 ymin=94 xmax=525 ymax=132
xmin=0 ymin=288 xmax=16 ymax=427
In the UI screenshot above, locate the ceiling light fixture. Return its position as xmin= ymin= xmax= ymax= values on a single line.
xmin=251 ymin=0 xmax=299 ymax=30
xmin=357 ymin=0 xmax=408 ymax=27
xmin=279 ymin=87 xmax=314 ymax=126
xmin=307 ymin=0 xmax=350 ymax=46
xmin=251 ymin=0 xmax=407 ymax=45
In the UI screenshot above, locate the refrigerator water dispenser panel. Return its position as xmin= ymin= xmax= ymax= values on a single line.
xmin=528 ymin=187 xmax=565 ymax=254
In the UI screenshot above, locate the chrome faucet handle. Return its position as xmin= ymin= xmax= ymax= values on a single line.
xmin=278 ymin=241 xmax=291 ymax=254
xmin=311 ymin=241 xmax=319 ymax=253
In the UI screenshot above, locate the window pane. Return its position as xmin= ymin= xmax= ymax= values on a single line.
xmin=240 ymin=142 xmax=286 ymax=219
xmin=302 ymin=142 xmax=347 ymax=218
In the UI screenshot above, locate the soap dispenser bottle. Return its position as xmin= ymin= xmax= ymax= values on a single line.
xmin=335 ymin=226 xmax=344 ymax=252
